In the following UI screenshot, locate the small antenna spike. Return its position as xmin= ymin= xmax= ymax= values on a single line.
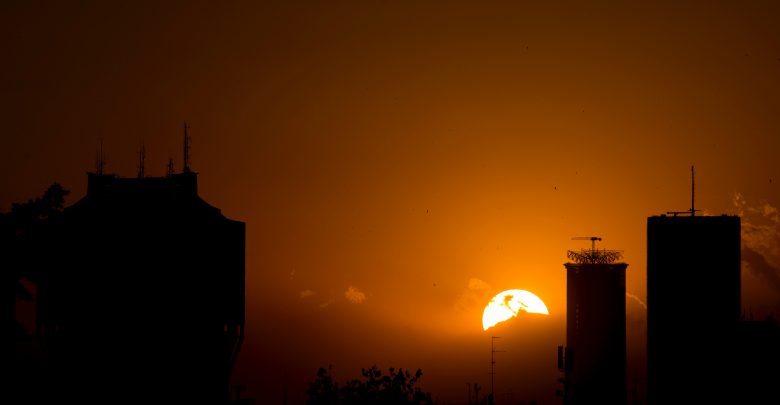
xmin=138 ymin=142 xmax=146 ymax=178
xmin=691 ymin=165 xmax=695 ymax=216
xmin=666 ymin=167 xmax=702 ymax=217
xmin=183 ymin=122 xmax=191 ymax=173
xmin=167 ymin=156 xmax=175 ymax=177
xmin=96 ymin=137 xmax=106 ymax=174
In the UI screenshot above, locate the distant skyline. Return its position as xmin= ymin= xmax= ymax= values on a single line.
xmin=4 ymin=2 xmax=780 ymax=403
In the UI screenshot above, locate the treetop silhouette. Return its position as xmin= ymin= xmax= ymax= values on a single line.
xmin=307 ymin=365 xmax=436 ymax=405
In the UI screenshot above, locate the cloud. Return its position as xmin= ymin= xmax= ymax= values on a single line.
xmin=468 ymin=277 xmax=491 ymax=291
xmin=743 ymin=247 xmax=780 ymax=294
xmin=733 ymin=193 xmax=780 ymax=293
xmin=626 ymin=293 xmax=647 ymax=310
xmin=300 ymin=289 xmax=314 ymax=299
xmin=455 ymin=278 xmax=492 ymax=311
xmin=344 ymin=286 xmax=367 ymax=304
xmin=318 ymin=298 xmax=335 ymax=309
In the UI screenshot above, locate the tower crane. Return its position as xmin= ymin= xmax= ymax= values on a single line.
xmin=571 ymin=236 xmax=602 ymax=251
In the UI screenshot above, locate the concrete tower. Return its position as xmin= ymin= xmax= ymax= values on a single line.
xmin=562 ymin=237 xmax=627 ymax=405
xmin=647 ymin=214 xmax=740 ymax=404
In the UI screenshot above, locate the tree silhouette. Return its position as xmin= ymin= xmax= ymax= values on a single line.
xmin=307 ymin=365 xmax=436 ymax=405
xmin=308 ymin=365 xmax=340 ymax=405
xmin=2 ymin=183 xmax=70 ymax=336
xmin=3 ymin=182 xmax=69 ymax=404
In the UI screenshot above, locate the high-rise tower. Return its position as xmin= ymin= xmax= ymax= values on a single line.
xmin=562 ymin=237 xmax=627 ymax=405
xmin=646 ymin=214 xmax=740 ymax=404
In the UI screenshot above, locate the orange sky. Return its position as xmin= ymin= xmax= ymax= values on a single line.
xmin=3 ymin=2 xmax=780 ymax=403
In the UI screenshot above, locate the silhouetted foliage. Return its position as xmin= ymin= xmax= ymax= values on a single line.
xmin=2 ymin=183 xmax=69 ymax=329
xmin=307 ymin=365 xmax=436 ymax=405
xmin=3 ymin=183 xmax=69 ymax=404
xmin=6 ymin=182 xmax=70 ymax=231
xmin=308 ymin=365 xmax=340 ymax=405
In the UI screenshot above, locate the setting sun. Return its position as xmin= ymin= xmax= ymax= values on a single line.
xmin=482 ymin=290 xmax=550 ymax=330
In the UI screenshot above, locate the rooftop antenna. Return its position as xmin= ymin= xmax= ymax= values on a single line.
xmin=573 ymin=236 xmax=601 ymax=251
xmin=568 ymin=236 xmax=623 ymax=264
xmin=137 ymin=142 xmax=146 ymax=178
xmin=95 ymin=137 xmax=106 ymax=174
xmin=183 ymin=122 xmax=191 ymax=173
xmin=490 ymin=336 xmax=505 ymax=403
xmin=666 ymin=165 xmax=701 ymax=217
xmin=691 ymin=165 xmax=695 ymax=216
xmin=167 ymin=156 xmax=175 ymax=177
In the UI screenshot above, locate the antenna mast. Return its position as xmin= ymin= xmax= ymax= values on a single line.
xmin=568 ymin=237 xmax=623 ymax=264
xmin=95 ymin=138 xmax=105 ymax=174
xmin=666 ymin=166 xmax=702 ymax=217
xmin=167 ymin=156 xmax=175 ymax=177
xmin=691 ymin=165 xmax=695 ymax=216
xmin=137 ymin=143 xmax=146 ymax=178
xmin=183 ymin=122 xmax=191 ymax=173
xmin=490 ymin=336 xmax=505 ymax=403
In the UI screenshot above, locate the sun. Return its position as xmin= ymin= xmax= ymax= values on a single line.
xmin=482 ymin=289 xmax=549 ymax=330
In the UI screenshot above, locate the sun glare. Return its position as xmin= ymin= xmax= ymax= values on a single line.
xmin=482 ymin=289 xmax=549 ymax=330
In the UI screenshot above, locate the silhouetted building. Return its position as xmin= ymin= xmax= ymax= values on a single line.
xmin=646 ymin=215 xmax=740 ymax=405
xmin=562 ymin=238 xmax=627 ymax=405
xmin=36 ymin=170 xmax=245 ymax=404
xmin=733 ymin=317 xmax=780 ymax=404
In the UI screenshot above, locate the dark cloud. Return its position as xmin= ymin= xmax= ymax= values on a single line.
xmin=743 ymin=247 xmax=780 ymax=293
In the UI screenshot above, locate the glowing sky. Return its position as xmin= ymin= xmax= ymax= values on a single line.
xmin=4 ymin=2 xmax=780 ymax=403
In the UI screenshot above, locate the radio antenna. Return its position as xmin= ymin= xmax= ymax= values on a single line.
xmin=95 ymin=137 xmax=106 ymax=174
xmin=666 ymin=166 xmax=702 ymax=217
xmin=691 ymin=165 xmax=695 ymax=216
xmin=183 ymin=122 xmax=191 ymax=173
xmin=137 ymin=142 xmax=146 ymax=178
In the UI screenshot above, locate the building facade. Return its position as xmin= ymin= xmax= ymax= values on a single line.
xmin=646 ymin=215 xmax=740 ymax=404
xmin=563 ymin=242 xmax=627 ymax=405
xmin=37 ymin=171 xmax=245 ymax=404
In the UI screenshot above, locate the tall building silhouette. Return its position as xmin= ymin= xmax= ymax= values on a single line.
xmin=561 ymin=237 xmax=627 ymax=405
xmin=732 ymin=317 xmax=780 ymax=403
xmin=646 ymin=214 xmax=740 ymax=404
xmin=36 ymin=169 xmax=245 ymax=404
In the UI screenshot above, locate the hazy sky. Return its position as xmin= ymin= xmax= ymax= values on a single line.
xmin=4 ymin=1 xmax=780 ymax=403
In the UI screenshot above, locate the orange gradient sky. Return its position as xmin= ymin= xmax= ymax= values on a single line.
xmin=3 ymin=2 xmax=780 ymax=403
